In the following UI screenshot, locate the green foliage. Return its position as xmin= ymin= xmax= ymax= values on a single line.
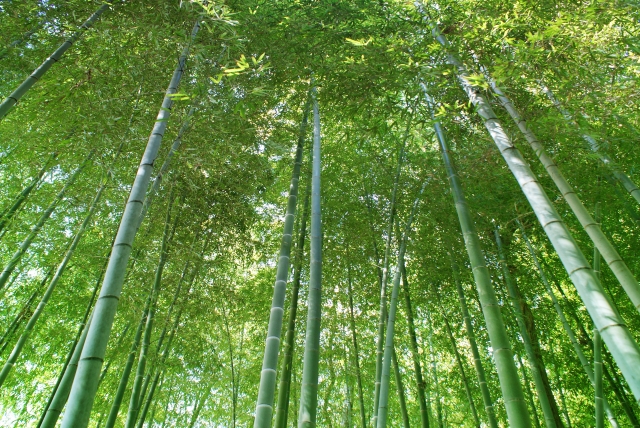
xmin=0 ymin=0 xmax=639 ymax=427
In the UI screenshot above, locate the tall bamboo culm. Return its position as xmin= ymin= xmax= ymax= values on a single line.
xmin=0 ymin=3 xmax=110 ymax=121
xmin=516 ymin=219 xmax=620 ymax=427
xmin=430 ymin=107 xmax=531 ymax=426
xmin=487 ymin=80 xmax=640 ymax=313
xmin=254 ymin=95 xmax=309 ymax=428
xmin=420 ymin=5 xmax=640 ymax=406
xmin=494 ymin=227 xmax=561 ymax=428
xmin=372 ymin=114 xmax=411 ymax=427
xmin=274 ymin=160 xmax=311 ymax=428
xmin=376 ymin=182 xmax=425 ymax=428
xmin=0 ymin=179 xmax=106 ymax=387
xmin=297 ymin=85 xmax=322 ymax=428
xmin=59 ymin=16 xmax=201 ymax=428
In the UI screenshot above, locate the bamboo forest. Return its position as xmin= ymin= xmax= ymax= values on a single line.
xmin=2 ymin=0 xmax=640 ymax=426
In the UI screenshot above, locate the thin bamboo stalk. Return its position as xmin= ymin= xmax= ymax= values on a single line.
xmin=539 ymin=84 xmax=640 ymax=206
xmin=373 ymin=113 xmax=412 ymax=427
xmin=401 ymin=263 xmax=431 ymax=428
xmin=376 ymin=182 xmax=426 ymax=428
xmin=0 ymin=3 xmax=111 ymax=120
xmin=255 ymin=95 xmax=309 ymax=427
xmin=60 ymin=16 xmax=201 ymax=427
xmin=494 ymin=227 xmax=561 ymax=427
xmin=297 ymin=85 xmax=322 ymax=428
xmin=421 ymin=7 xmax=640 ymax=407
xmin=488 ymin=80 xmax=640 ymax=313
xmin=0 ymin=151 xmax=94 ymax=292
xmin=516 ymin=220 xmax=620 ymax=427
xmin=275 ymin=160 xmax=311 ymax=428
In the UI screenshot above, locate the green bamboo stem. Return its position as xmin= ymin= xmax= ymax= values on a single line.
xmin=494 ymin=227 xmax=561 ymax=428
xmin=125 ymin=193 xmax=177 ymax=428
xmin=539 ymin=84 xmax=640 ymax=206
xmin=449 ymin=253 xmax=499 ymax=427
xmin=0 ymin=3 xmax=110 ymax=121
xmin=103 ymin=293 xmax=152 ymax=428
xmin=222 ymin=301 xmax=238 ymax=428
xmin=274 ymin=162 xmax=311 ymax=428
xmin=0 ymin=284 xmax=40 ymax=350
xmin=401 ymin=263 xmax=431 ymax=428
xmin=595 ymin=329 xmax=604 ymax=428
xmin=60 ymin=17 xmax=201 ymax=427
xmin=132 ymin=232 xmax=197 ymax=428
xmin=428 ymin=88 xmax=530 ymax=425
xmin=40 ymin=313 xmax=93 ymax=428
xmin=593 ymin=202 xmax=605 ymax=428
xmin=0 ymin=152 xmax=58 ymax=235
xmin=554 ymin=371 xmax=572 ymax=428
xmin=516 ymin=220 xmax=620 ymax=427
xmin=35 ymin=251 xmax=106 ymax=427
xmin=138 ymin=104 xmax=196 ymax=226
xmin=136 ymin=304 xmax=182 ymax=428
xmin=392 ymin=348 xmax=411 ymax=428
xmin=297 ymin=85 xmax=322 ymax=428
xmin=439 ymin=295 xmax=479 ymax=427
xmin=517 ymin=353 xmax=542 ymax=428
xmin=0 ymin=177 xmax=106 ymax=387
xmin=488 ymin=80 xmax=640 ymax=314
xmin=425 ymin=10 xmax=640 ymax=408
xmin=347 ymin=265 xmax=367 ymax=428
xmin=0 ymin=151 xmax=93 ymax=292
xmin=373 ymin=112 xmax=412 ymax=428
xmin=255 ymin=95 xmax=309 ymax=428
xmin=425 ymin=307 xmax=443 ymax=428
xmin=376 ymin=182 xmax=425 ymax=428
xmin=188 ymin=384 xmax=212 ymax=428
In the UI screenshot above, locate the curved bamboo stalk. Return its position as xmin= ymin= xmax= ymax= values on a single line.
xmin=0 ymin=3 xmax=110 ymax=121
xmin=60 ymin=17 xmax=201 ymax=427
xmin=254 ymin=94 xmax=309 ymax=428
